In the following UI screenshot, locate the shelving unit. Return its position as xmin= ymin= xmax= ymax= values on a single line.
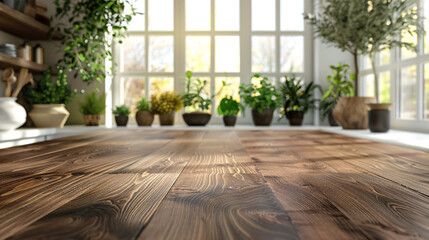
xmin=0 ymin=2 xmax=63 ymax=40
xmin=0 ymin=53 xmax=56 ymax=74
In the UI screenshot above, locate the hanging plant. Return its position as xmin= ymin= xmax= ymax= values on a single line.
xmin=53 ymin=0 xmax=137 ymax=84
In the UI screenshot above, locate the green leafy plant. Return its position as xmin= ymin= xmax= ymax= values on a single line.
xmin=239 ymin=74 xmax=281 ymax=113
xmin=24 ymin=68 xmax=76 ymax=105
xmin=217 ymin=96 xmax=244 ymax=116
xmin=113 ymin=105 xmax=130 ymax=116
xmin=320 ymin=64 xmax=355 ymax=119
xmin=151 ymin=91 xmax=183 ymax=114
xmin=305 ymin=0 xmax=422 ymax=96
xmin=79 ymin=91 xmax=106 ymax=115
xmin=136 ymin=97 xmax=150 ymax=111
xmin=53 ymin=0 xmax=137 ymax=84
xmin=181 ymin=71 xmax=212 ymax=112
xmin=280 ymin=75 xmax=321 ymax=117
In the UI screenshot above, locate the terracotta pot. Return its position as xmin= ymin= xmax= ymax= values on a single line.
xmin=286 ymin=111 xmax=304 ymax=126
xmin=368 ymin=103 xmax=392 ymax=133
xmin=29 ymin=104 xmax=70 ymax=128
xmin=136 ymin=110 xmax=154 ymax=126
xmin=159 ymin=112 xmax=175 ymax=126
xmin=223 ymin=116 xmax=237 ymax=127
xmin=332 ymin=97 xmax=376 ymax=130
xmin=183 ymin=112 xmax=211 ymax=126
xmin=328 ymin=112 xmax=339 ymax=127
xmin=251 ymin=109 xmax=274 ymax=126
xmin=84 ymin=115 xmax=101 ymax=126
xmin=0 ymin=97 xmax=26 ymax=131
xmin=115 ymin=115 xmax=128 ymax=127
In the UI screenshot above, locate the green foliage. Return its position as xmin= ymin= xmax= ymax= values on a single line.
xmin=53 ymin=0 xmax=137 ymax=84
xmin=217 ymin=96 xmax=244 ymax=116
xmin=280 ymin=75 xmax=321 ymax=117
xmin=24 ymin=68 xmax=76 ymax=105
xmin=113 ymin=105 xmax=130 ymax=116
xmin=304 ymin=0 xmax=423 ymax=96
xmin=136 ymin=97 xmax=150 ymax=111
xmin=181 ymin=71 xmax=211 ymax=112
xmin=239 ymin=74 xmax=281 ymax=113
xmin=79 ymin=91 xmax=105 ymax=115
xmin=320 ymin=64 xmax=355 ymax=119
xmin=151 ymin=91 xmax=183 ymax=114
xmin=322 ymin=64 xmax=355 ymax=100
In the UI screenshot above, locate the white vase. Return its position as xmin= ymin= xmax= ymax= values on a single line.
xmin=29 ymin=104 xmax=70 ymax=128
xmin=0 ymin=97 xmax=27 ymax=131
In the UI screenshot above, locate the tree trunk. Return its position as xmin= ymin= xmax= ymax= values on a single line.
xmin=370 ymin=52 xmax=379 ymax=103
xmin=353 ymin=50 xmax=359 ymax=97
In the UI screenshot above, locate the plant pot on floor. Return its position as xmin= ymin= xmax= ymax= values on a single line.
xmin=332 ymin=97 xmax=376 ymax=130
xmin=328 ymin=112 xmax=339 ymax=126
xmin=286 ymin=111 xmax=304 ymax=126
xmin=84 ymin=115 xmax=101 ymax=126
xmin=159 ymin=112 xmax=175 ymax=126
xmin=136 ymin=110 xmax=154 ymax=126
xmin=183 ymin=112 xmax=211 ymax=126
xmin=368 ymin=103 xmax=392 ymax=133
xmin=251 ymin=109 xmax=274 ymax=126
xmin=29 ymin=104 xmax=70 ymax=128
xmin=115 ymin=115 xmax=128 ymax=126
xmin=0 ymin=97 xmax=26 ymax=131
xmin=223 ymin=116 xmax=237 ymax=127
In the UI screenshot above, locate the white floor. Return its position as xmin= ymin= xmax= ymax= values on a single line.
xmin=1 ymin=125 xmax=429 ymax=152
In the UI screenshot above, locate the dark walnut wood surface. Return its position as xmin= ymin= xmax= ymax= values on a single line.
xmin=1 ymin=130 xmax=429 ymax=240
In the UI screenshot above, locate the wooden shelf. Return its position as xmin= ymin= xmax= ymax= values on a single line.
xmin=0 ymin=2 xmax=63 ymax=40
xmin=0 ymin=53 xmax=56 ymax=74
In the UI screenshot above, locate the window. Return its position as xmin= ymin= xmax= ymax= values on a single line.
xmin=360 ymin=0 xmax=429 ymax=131
xmin=112 ymin=0 xmax=311 ymax=125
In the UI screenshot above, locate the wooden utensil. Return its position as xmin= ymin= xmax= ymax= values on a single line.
xmin=1 ymin=68 xmax=16 ymax=97
xmin=12 ymin=69 xmax=34 ymax=98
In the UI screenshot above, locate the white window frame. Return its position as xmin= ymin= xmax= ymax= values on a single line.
xmin=359 ymin=0 xmax=429 ymax=133
xmin=107 ymin=0 xmax=314 ymax=126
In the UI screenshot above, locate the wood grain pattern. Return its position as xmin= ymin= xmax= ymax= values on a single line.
xmin=1 ymin=129 xmax=429 ymax=240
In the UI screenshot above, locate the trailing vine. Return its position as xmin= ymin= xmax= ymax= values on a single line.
xmin=53 ymin=0 xmax=136 ymax=84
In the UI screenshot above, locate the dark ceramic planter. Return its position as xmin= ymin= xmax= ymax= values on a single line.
xmin=328 ymin=113 xmax=339 ymax=127
xmin=223 ymin=116 xmax=237 ymax=127
xmin=183 ymin=112 xmax=211 ymax=126
xmin=136 ymin=110 xmax=154 ymax=126
xmin=159 ymin=112 xmax=175 ymax=126
xmin=368 ymin=103 xmax=392 ymax=133
xmin=115 ymin=115 xmax=128 ymax=127
xmin=251 ymin=109 xmax=274 ymax=126
xmin=286 ymin=111 xmax=304 ymax=126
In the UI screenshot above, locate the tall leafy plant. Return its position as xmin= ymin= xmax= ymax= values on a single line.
xmin=181 ymin=71 xmax=211 ymax=112
xmin=305 ymin=0 xmax=422 ymax=98
xmin=79 ymin=91 xmax=106 ymax=115
xmin=53 ymin=0 xmax=136 ymax=84
xmin=239 ymin=74 xmax=281 ymax=113
xmin=280 ymin=75 xmax=321 ymax=115
xmin=364 ymin=0 xmax=422 ymax=103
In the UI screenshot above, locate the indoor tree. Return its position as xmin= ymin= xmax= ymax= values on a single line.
xmin=53 ymin=0 xmax=137 ymax=84
xmin=305 ymin=0 xmax=422 ymax=98
xmin=363 ymin=0 xmax=422 ymax=103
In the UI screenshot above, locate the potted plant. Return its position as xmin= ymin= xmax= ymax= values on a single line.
xmin=305 ymin=1 xmax=378 ymax=129
xmin=239 ymin=74 xmax=281 ymax=126
xmin=280 ymin=75 xmax=321 ymax=126
xmin=135 ymin=97 xmax=154 ymax=127
xmin=78 ymin=91 xmax=105 ymax=126
xmin=363 ymin=1 xmax=422 ymax=132
xmin=217 ymin=96 xmax=244 ymax=127
xmin=151 ymin=91 xmax=183 ymax=126
xmin=181 ymin=71 xmax=212 ymax=126
xmin=320 ymin=64 xmax=355 ymax=126
xmin=113 ymin=105 xmax=130 ymax=127
xmin=25 ymin=68 xmax=76 ymax=128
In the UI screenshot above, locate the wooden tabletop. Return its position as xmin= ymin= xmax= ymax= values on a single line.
xmin=1 ymin=130 xmax=429 ymax=240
